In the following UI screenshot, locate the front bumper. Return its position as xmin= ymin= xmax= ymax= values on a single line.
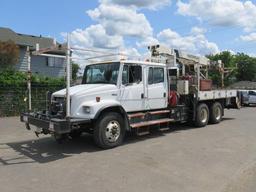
xmin=20 ymin=113 xmax=91 ymax=134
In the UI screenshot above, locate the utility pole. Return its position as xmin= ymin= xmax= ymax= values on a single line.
xmin=27 ymin=46 xmax=32 ymax=112
xmin=220 ymin=61 xmax=225 ymax=88
xmin=66 ymin=33 xmax=71 ymax=118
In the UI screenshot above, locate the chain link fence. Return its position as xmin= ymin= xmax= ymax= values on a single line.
xmin=0 ymin=84 xmax=65 ymax=117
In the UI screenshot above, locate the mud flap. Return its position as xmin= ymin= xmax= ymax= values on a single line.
xmin=228 ymin=97 xmax=241 ymax=109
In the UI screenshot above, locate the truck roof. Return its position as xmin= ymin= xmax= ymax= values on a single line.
xmin=87 ymin=59 xmax=167 ymax=67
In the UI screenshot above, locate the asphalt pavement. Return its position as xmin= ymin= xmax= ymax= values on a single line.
xmin=0 ymin=107 xmax=256 ymax=192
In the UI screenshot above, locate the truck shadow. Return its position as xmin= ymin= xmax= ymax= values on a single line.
xmin=1 ymin=119 xmax=235 ymax=165
xmin=1 ymin=134 xmax=99 ymax=165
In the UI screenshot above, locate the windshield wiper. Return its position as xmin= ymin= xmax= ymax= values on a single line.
xmin=85 ymin=81 xmax=116 ymax=84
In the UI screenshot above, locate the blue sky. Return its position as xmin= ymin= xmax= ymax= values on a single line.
xmin=1 ymin=0 xmax=256 ymax=57
xmin=1 ymin=0 xmax=98 ymax=39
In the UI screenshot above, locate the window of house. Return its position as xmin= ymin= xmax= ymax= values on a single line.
xmin=148 ymin=67 xmax=164 ymax=85
xmin=48 ymin=57 xmax=55 ymax=67
xmin=55 ymin=58 xmax=64 ymax=68
xmin=122 ymin=65 xmax=142 ymax=85
xmin=47 ymin=57 xmax=64 ymax=68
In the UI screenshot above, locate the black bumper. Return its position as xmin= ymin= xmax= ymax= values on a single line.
xmin=20 ymin=113 xmax=91 ymax=134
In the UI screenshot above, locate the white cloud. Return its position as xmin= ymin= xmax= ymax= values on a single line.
xmin=66 ymin=0 xmax=160 ymax=69
xmin=71 ymin=46 xmax=142 ymax=72
xmin=101 ymin=0 xmax=171 ymax=10
xmin=70 ymin=25 xmax=124 ymax=49
xmin=65 ymin=24 xmax=124 ymax=70
xmin=136 ymin=36 xmax=159 ymax=48
xmin=68 ymin=0 xmax=157 ymax=64
xmin=157 ymin=27 xmax=219 ymax=55
xmin=177 ymin=0 xmax=256 ymax=32
xmin=121 ymin=47 xmax=141 ymax=58
xmin=68 ymin=0 xmax=221 ymax=66
xmin=240 ymin=33 xmax=256 ymax=42
xmin=87 ymin=3 xmax=153 ymax=38
xmin=190 ymin=26 xmax=207 ymax=35
xmin=225 ymin=49 xmax=236 ymax=55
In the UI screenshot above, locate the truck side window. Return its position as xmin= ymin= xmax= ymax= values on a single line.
xmin=130 ymin=65 xmax=142 ymax=83
xmin=122 ymin=65 xmax=129 ymax=85
xmin=122 ymin=65 xmax=142 ymax=85
xmin=154 ymin=68 xmax=164 ymax=83
xmin=148 ymin=67 xmax=153 ymax=85
xmin=148 ymin=67 xmax=164 ymax=84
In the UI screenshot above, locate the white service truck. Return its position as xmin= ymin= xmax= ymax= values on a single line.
xmin=21 ymin=45 xmax=240 ymax=149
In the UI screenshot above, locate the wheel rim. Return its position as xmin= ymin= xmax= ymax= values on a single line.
xmin=200 ymin=108 xmax=208 ymax=123
xmin=105 ymin=120 xmax=121 ymax=143
xmin=215 ymin=106 xmax=221 ymax=121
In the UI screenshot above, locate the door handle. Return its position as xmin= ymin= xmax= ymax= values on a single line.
xmin=141 ymin=93 xmax=144 ymax=99
xmin=163 ymin=92 xmax=166 ymax=98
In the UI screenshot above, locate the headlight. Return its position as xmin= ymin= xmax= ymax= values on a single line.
xmin=83 ymin=106 xmax=91 ymax=114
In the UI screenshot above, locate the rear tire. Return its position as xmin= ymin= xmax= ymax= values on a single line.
xmin=195 ymin=103 xmax=209 ymax=127
xmin=209 ymin=102 xmax=223 ymax=124
xmin=93 ymin=112 xmax=125 ymax=149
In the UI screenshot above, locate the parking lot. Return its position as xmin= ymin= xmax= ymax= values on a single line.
xmin=1 ymin=107 xmax=256 ymax=192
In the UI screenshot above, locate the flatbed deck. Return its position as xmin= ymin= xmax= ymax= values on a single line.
xmin=198 ymin=90 xmax=237 ymax=101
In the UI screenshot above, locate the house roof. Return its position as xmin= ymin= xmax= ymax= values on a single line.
xmin=0 ymin=27 xmax=65 ymax=55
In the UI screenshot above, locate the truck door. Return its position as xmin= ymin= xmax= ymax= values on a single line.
xmin=146 ymin=66 xmax=168 ymax=109
xmin=119 ymin=64 xmax=145 ymax=112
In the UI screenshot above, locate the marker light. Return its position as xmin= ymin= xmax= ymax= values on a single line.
xmin=96 ymin=97 xmax=101 ymax=102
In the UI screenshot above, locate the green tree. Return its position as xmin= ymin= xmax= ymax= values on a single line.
xmin=72 ymin=62 xmax=80 ymax=80
xmin=235 ymin=53 xmax=256 ymax=81
xmin=0 ymin=40 xmax=19 ymax=70
xmin=207 ymin=51 xmax=235 ymax=68
xmin=207 ymin=51 xmax=256 ymax=85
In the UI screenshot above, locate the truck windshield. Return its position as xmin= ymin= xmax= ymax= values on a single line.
xmin=82 ymin=62 xmax=120 ymax=85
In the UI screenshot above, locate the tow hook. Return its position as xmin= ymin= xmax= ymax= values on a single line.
xmin=25 ymin=123 xmax=31 ymax=130
xmin=53 ymin=133 xmax=69 ymax=144
xmin=34 ymin=128 xmax=43 ymax=137
xmin=34 ymin=131 xmax=40 ymax=137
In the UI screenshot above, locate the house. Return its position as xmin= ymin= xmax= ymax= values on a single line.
xmin=0 ymin=27 xmax=67 ymax=77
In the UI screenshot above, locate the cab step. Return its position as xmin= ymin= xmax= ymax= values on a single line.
xmin=130 ymin=118 xmax=174 ymax=128
xmin=128 ymin=112 xmax=145 ymax=119
xmin=149 ymin=110 xmax=170 ymax=115
xmin=159 ymin=127 xmax=170 ymax=131
xmin=136 ymin=127 xmax=150 ymax=136
xmin=128 ymin=110 xmax=171 ymax=120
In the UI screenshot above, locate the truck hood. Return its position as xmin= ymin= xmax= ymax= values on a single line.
xmin=52 ymin=84 xmax=117 ymax=97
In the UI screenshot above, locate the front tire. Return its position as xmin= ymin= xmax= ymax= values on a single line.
xmin=209 ymin=102 xmax=223 ymax=124
xmin=93 ymin=112 xmax=125 ymax=149
xmin=195 ymin=103 xmax=209 ymax=127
